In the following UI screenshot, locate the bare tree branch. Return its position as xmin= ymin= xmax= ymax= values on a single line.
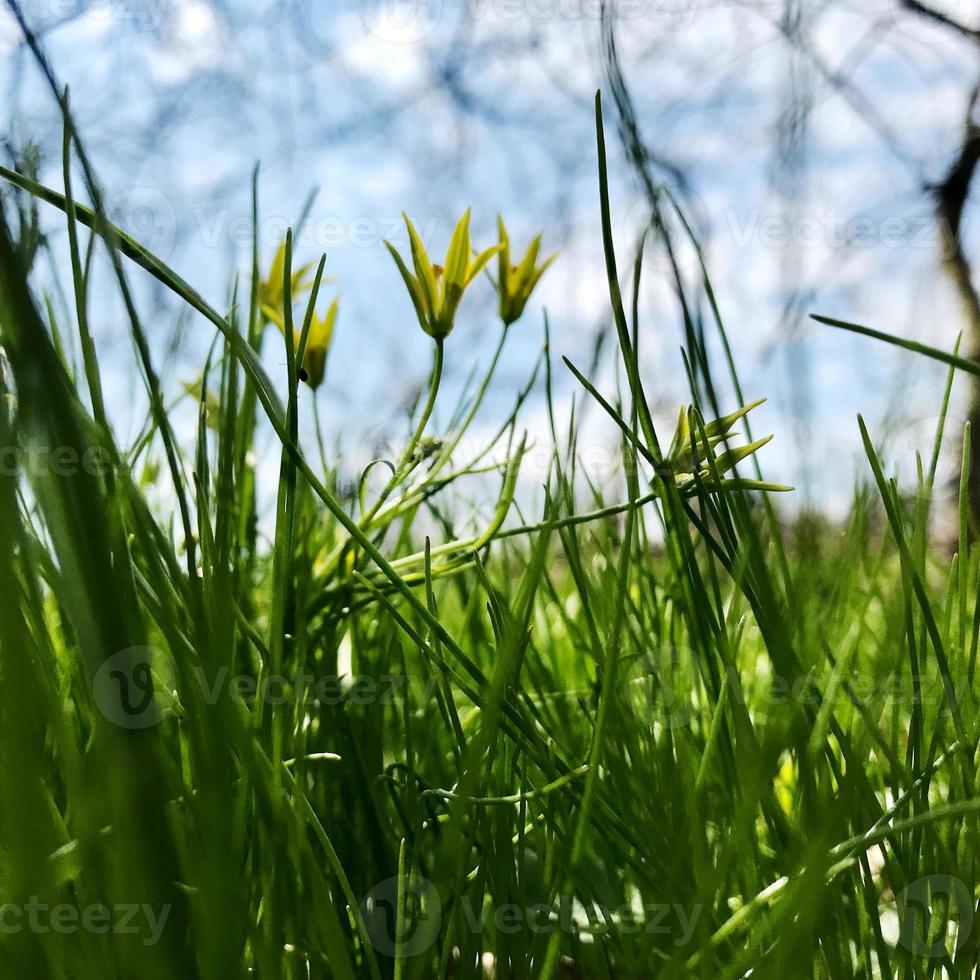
xmin=898 ymin=0 xmax=980 ymax=44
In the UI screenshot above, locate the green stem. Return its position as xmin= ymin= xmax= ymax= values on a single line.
xmin=312 ymin=395 xmax=329 ymax=476
xmin=362 ymin=325 xmax=508 ymax=531
xmin=427 ymin=325 xmax=506 ymax=481
xmin=358 ymin=337 xmax=444 ymax=530
xmin=398 ymin=337 xmax=445 ymax=474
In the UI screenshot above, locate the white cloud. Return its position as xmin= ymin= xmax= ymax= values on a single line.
xmin=0 ymin=8 xmax=18 ymax=54
xmin=335 ymin=10 xmax=428 ymax=90
xmin=145 ymin=0 xmax=230 ymax=85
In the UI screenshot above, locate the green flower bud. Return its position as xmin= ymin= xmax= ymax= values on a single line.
xmin=495 ymin=215 xmax=556 ymax=327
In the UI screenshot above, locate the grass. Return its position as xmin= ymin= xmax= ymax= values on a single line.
xmin=1 ymin=30 xmax=980 ymax=978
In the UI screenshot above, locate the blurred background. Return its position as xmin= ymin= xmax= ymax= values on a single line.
xmin=2 ymin=0 xmax=979 ymax=519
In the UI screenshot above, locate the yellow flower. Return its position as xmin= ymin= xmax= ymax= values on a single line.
xmin=258 ymin=238 xmax=317 ymax=329
xmin=495 ymin=215 xmax=556 ymax=326
xmin=296 ymin=297 xmax=338 ymax=390
xmin=257 ymin=236 xmax=338 ymax=388
xmin=385 ymin=209 xmax=501 ymax=340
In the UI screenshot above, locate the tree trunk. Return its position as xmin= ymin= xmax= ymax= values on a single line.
xmin=935 ymin=85 xmax=980 ymax=523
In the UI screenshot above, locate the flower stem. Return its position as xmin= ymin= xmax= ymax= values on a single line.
xmin=359 ymin=338 xmax=444 ymax=530
xmin=395 ymin=337 xmax=444 ymax=477
xmin=428 ymin=325 xmax=506 ymax=481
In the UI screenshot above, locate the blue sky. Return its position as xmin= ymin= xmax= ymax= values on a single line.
xmin=2 ymin=0 xmax=979 ymax=520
